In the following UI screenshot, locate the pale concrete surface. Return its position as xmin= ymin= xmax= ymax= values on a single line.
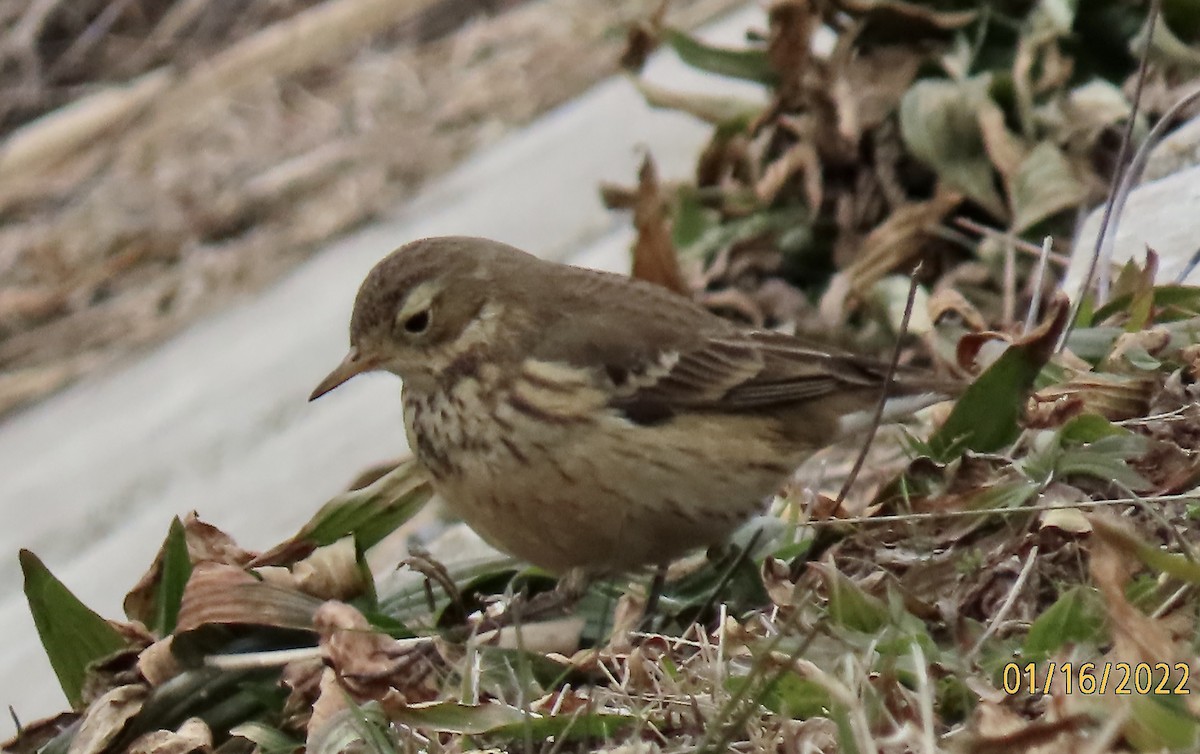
xmin=0 ymin=6 xmax=766 ymax=722
xmin=1068 ymin=115 xmax=1200 ymax=291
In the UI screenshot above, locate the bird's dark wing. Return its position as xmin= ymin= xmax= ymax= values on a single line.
xmin=603 ymin=330 xmax=892 ymax=419
xmin=523 ymin=265 xmax=937 ymax=422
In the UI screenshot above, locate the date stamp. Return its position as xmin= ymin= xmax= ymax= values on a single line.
xmin=1003 ymin=662 xmax=1191 ymax=696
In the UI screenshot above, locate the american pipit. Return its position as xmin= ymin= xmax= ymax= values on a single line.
xmin=311 ymin=237 xmax=951 ymax=575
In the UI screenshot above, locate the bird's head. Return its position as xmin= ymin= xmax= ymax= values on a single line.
xmin=309 ymin=236 xmax=532 ymax=400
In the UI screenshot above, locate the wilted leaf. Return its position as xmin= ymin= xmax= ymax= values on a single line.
xmin=900 ymin=77 xmax=1007 ymax=218
xmin=125 ymin=515 xmax=254 ymax=628
xmin=662 ymin=29 xmax=776 ymax=84
xmin=307 ymin=701 xmax=390 ymax=754
xmin=126 ymin=718 xmax=211 ymax=754
xmin=839 ymin=0 xmax=977 ymax=38
xmin=1010 ymin=142 xmax=1085 ymax=233
xmin=292 ymin=537 xmax=368 ymax=601
xmin=21 ymin=550 xmax=128 ymax=709
xmin=767 ymin=0 xmax=816 ymax=106
xmin=844 ymin=191 xmax=961 ymax=295
xmin=67 ymin=685 xmax=147 ymax=754
xmin=174 ymin=564 xmax=323 ymax=635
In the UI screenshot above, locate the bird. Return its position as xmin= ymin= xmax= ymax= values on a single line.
xmin=310 ymin=236 xmax=953 ymax=576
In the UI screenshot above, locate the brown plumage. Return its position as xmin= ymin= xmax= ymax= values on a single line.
xmin=311 ymin=236 xmax=952 ymax=573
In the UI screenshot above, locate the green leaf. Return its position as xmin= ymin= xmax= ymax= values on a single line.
xmin=155 ymin=518 xmax=192 ymax=635
xmin=387 ymin=701 xmax=634 ymax=740
xmin=229 ymin=722 xmax=303 ymax=754
xmin=21 ymin=550 xmax=128 ymax=708
xmin=1059 ymin=413 xmax=1131 ymax=444
xmin=813 ymin=564 xmax=889 ymax=634
xmin=734 ymin=672 xmax=830 ymax=719
xmin=258 ymin=459 xmax=432 ymax=565
xmin=1096 ymin=518 xmax=1200 ymax=586
xmin=1022 ymin=586 xmax=1106 ymax=661
xmin=672 ymin=188 xmax=716 ymax=249
xmin=1125 ymin=695 xmax=1199 ymax=751
xmin=486 ymin=712 xmax=637 ymax=742
xmin=929 ymin=298 xmax=1068 ymax=460
xmin=1010 ymin=142 xmax=1085 ymax=233
xmin=1056 ymin=434 xmax=1151 ymax=490
xmin=900 ymin=77 xmax=1007 ymax=218
xmin=389 ymin=701 xmax=526 ymax=734
xmin=663 ymin=29 xmax=776 ymax=84
xmin=1091 ymin=284 xmax=1200 ymax=323
xmin=965 ymin=479 xmax=1039 ymax=511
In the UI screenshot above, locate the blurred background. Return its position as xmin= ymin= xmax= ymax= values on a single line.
xmin=0 ymin=0 xmax=760 ymax=722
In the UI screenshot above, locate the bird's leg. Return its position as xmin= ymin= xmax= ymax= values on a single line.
xmin=443 ymin=568 xmax=592 ymax=644
xmin=508 ymin=567 xmax=592 ymax=622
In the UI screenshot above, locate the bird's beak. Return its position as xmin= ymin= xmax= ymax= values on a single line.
xmin=309 ymin=347 xmax=377 ymax=401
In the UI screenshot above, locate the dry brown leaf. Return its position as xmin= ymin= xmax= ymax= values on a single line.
xmin=844 ymin=190 xmax=962 ymax=295
xmin=313 ymin=601 xmax=427 ymax=701
xmin=1032 ymin=373 xmax=1156 ymax=423
xmin=292 ymin=537 xmax=366 ymax=601
xmin=136 ymin=637 xmax=182 ymax=687
xmin=125 ymin=514 xmax=255 ymax=627
xmin=126 ymin=719 xmax=212 ymax=754
xmin=836 ymin=0 xmax=977 ymax=34
xmin=767 ymin=0 xmax=816 ymax=109
xmin=928 ymin=287 xmax=987 ymax=331
xmin=976 ymin=100 xmax=1027 ymax=186
xmin=174 ymin=563 xmax=322 ymax=634
xmin=630 ymin=155 xmax=688 ymax=295
xmin=1089 ymin=515 xmax=1180 ymax=665
xmin=65 ymin=685 xmax=146 ymax=754
xmin=307 ymin=668 xmax=350 ymax=749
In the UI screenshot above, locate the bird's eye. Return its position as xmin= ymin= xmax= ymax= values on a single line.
xmin=403 ymin=309 xmax=431 ymax=334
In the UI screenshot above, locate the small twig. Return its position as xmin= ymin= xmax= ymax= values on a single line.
xmin=1023 ymin=236 xmax=1054 ymax=335
xmin=1002 ymin=236 xmax=1017 ymax=326
xmin=1151 ymin=583 xmax=1191 ymax=619
xmin=46 ymin=0 xmax=138 ymax=79
xmin=1100 ymin=80 xmax=1200 ymax=287
xmin=836 ymin=263 xmax=922 ymax=505
xmin=1122 ymin=483 xmax=1198 ymax=563
xmin=205 ymin=645 xmax=323 ymax=670
xmin=968 ymin=545 xmax=1038 ymax=659
xmin=911 ymin=642 xmax=935 ymax=754
xmin=1061 ymin=0 xmax=1160 ymax=349
xmin=1174 ymin=245 xmax=1200 ymax=285
xmin=952 ymin=217 xmax=1069 ymax=266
